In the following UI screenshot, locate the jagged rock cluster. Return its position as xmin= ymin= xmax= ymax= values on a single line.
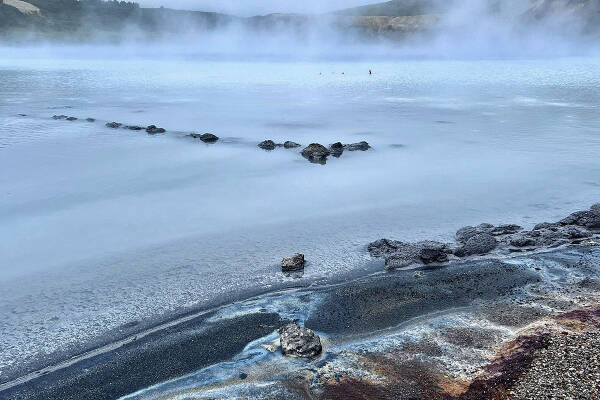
xmin=369 ymin=204 xmax=600 ymax=270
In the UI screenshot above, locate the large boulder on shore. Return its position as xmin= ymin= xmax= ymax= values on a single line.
xmin=282 ymin=253 xmax=305 ymax=272
xmin=301 ymin=143 xmax=330 ymax=163
xmin=454 ymin=233 xmax=497 ymax=257
xmin=368 ymin=239 xmax=451 ymax=269
xmin=559 ymin=209 xmax=600 ymax=229
xmin=278 ymin=323 xmax=322 ymax=358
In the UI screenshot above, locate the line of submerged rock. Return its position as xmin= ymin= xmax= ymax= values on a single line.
xmin=51 ymin=114 xmax=372 ymax=164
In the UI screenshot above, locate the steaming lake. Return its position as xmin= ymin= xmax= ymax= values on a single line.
xmin=1 ymin=53 xmax=600 ymax=379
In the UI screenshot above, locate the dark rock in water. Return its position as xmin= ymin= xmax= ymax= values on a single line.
xmin=106 ymin=122 xmax=122 ymax=128
xmin=239 ymin=372 xmax=248 ymax=380
xmin=301 ymin=143 xmax=330 ymax=164
xmin=345 ymin=141 xmax=370 ymax=151
xmin=125 ymin=125 xmax=144 ymax=131
xmin=193 ymin=133 xmax=219 ymax=143
xmin=283 ymin=141 xmax=301 ymax=149
xmin=66 ymin=117 xmax=77 ymax=121
xmin=52 ymin=115 xmax=68 ymax=120
xmin=559 ymin=209 xmax=600 ymax=229
xmin=455 ymin=233 xmax=497 ymax=257
xmin=18 ymin=113 xmax=27 ymax=117
xmin=329 ymin=142 xmax=344 ymax=157
xmin=146 ymin=125 xmax=166 ymax=134
xmin=491 ymin=224 xmax=523 ymax=236
xmin=278 ymin=323 xmax=322 ymax=358
xmin=369 ymin=240 xmax=452 ymax=269
xmin=258 ymin=140 xmax=277 ymax=150
xmin=86 ymin=118 xmax=95 ymax=122
xmin=281 ymin=253 xmax=305 ymax=272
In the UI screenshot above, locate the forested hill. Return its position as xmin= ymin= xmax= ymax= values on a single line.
xmin=0 ymin=0 xmax=233 ymax=40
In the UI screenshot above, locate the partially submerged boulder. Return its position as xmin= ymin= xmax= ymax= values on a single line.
xmin=345 ymin=141 xmax=370 ymax=151
xmin=278 ymin=323 xmax=322 ymax=358
xmin=66 ymin=116 xmax=77 ymax=121
xmin=52 ymin=115 xmax=68 ymax=120
xmin=106 ymin=122 xmax=122 ymax=128
xmin=146 ymin=125 xmax=166 ymax=134
xmin=454 ymin=233 xmax=497 ymax=257
xmin=329 ymin=142 xmax=344 ymax=157
xmin=191 ymin=133 xmax=219 ymax=143
xmin=85 ymin=118 xmax=96 ymax=122
xmin=282 ymin=253 xmax=305 ymax=272
xmin=258 ymin=140 xmax=276 ymax=150
xmin=125 ymin=125 xmax=144 ymax=130
xmin=301 ymin=143 xmax=330 ymax=164
xmin=283 ymin=141 xmax=301 ymax=149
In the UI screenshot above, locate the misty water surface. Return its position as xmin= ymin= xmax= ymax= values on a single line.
xmin=1 ymin=51 xmax=599 ymax=374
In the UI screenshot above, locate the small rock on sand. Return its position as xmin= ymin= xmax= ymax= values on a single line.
xmin=282 ymin=253 xmax=305 ymax=272
xmin=278 ymin=323 xmax=322 ymax=358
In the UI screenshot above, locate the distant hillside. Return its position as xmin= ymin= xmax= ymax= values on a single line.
xmin=334 ymin=0 xmax=454 ymax=17
xmin=1 ymin=0 xmax=599 ymax=43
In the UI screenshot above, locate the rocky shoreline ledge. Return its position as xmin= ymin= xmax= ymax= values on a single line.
xmin=2 ymin=205 xmax=599 ymax=400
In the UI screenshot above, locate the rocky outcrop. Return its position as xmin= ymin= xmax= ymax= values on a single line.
xmin=301 ymin=143 xmax=330 ymax=164
xmin=106 ymin=122 xmax=122 ymax=128
xmin=278 ymin=323 xmax=322 ymax=358
xmin=369 ymin=204 xmax=600 ymax=270
xmin=146 ymin=125 xmax=166 ymax=134
xmin=282 ymin=253 xmax=305 ymax=272
xmin=191 ymin=133 xmax=219 ymax=143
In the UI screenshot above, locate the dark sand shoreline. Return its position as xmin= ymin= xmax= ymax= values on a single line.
xmin=3 ymin=204 xmax=600 ymax=400
xmin=3 ymin=245 xmax=600 ymax=400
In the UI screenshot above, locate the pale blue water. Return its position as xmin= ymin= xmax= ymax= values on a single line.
xmin=1 ymin=50 xmax=600 ymax=377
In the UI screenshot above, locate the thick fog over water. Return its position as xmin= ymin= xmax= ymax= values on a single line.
xmin=1 ymin=0 xmax=600 ymax=384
